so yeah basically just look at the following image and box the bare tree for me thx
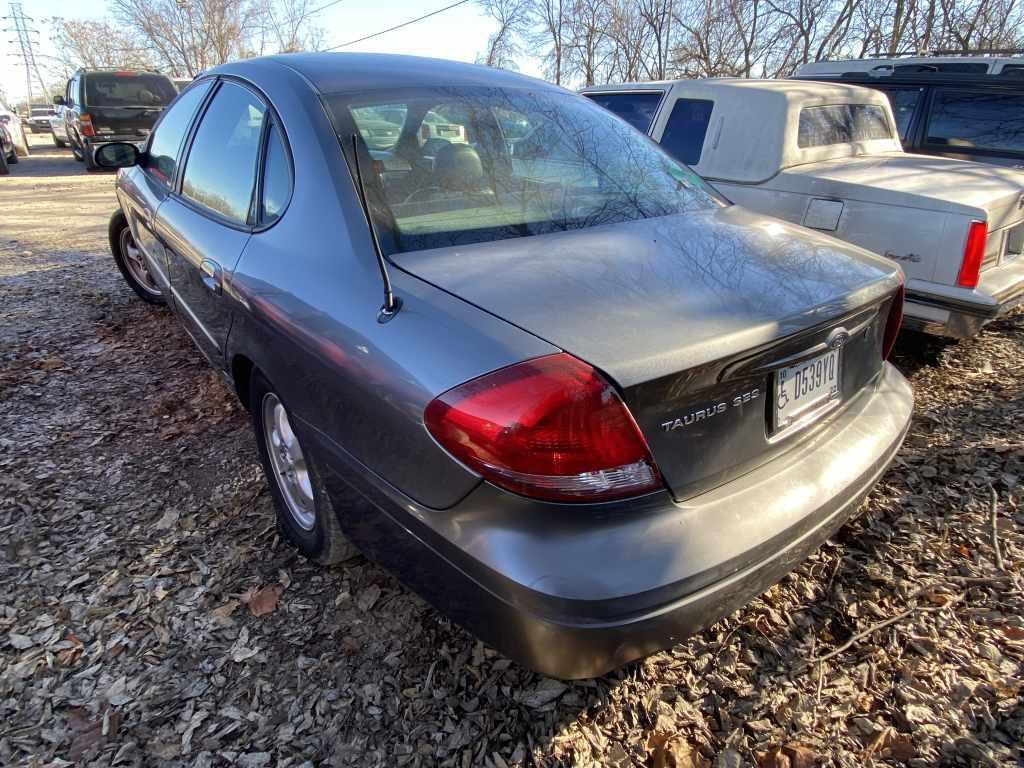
[478,0,530,68]
[531,0,571,84]
[254,0,325,54]
[49,18,154,72]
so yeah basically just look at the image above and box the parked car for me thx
[26,104,55,134]
[50,105,69,148]
[96,53,911,679]
[55,67,178,170]
[795,52,1024,79]
[583,78,1024,339]
[0,121,16,174]
[796,70,1024,169]
[0,100,30,157]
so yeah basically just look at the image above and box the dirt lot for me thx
[1,134,1022,768]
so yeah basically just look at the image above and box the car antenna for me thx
[350,134,401,322]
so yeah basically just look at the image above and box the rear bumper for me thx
[310,363,912,679]
[904,261,1024,337]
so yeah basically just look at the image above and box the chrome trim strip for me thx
[169,286,219,349]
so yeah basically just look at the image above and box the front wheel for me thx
[108,210,165,305]
[0,150,8,175]
[251,371,360,565]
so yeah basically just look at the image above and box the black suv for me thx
[797,71,1024,169]
[55,68,178,170]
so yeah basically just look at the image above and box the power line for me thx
[326,0,472,50]
[3,2,49,105]
[306,0,348,16]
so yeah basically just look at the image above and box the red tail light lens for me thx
[882,282,904,360]
[957,221,987,288]
[79,114,95,137]
[424,353,664,502]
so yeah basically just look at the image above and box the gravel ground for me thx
[1,135,1022,768]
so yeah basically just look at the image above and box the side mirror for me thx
[95,142,141,169]
[53,95,66,106]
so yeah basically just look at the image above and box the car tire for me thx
[0,150,8,175]
[251,370,361,566]
[108,210,166,305]
[52,133,66,148]
[71,137,84,162]
[7,149,17,164]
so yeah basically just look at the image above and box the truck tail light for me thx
[956,221,987,289]
[424,353,664,503]
[79,114,95,137]
[882,282,904,360]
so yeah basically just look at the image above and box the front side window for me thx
[182,82,266,224]
[84,73,177,108]
[583,91,664,133]
[883,89,922,141]
[797,104,892,148]
[926,90,1024,154]
[660,98,714,165]
[144,80,212,187]
[326,86,722,255]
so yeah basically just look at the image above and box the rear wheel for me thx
[251,371,360,565]
[0,150,8,176]
[7,148,17,164]
[108,210,165,305]
[52,132,66,148]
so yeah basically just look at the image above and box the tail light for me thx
[882,282,904,360]
[424,353,664,503]
[79,114,95,137]
[956,221,987,288]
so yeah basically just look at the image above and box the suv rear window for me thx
[659,98,714,165]
[926,90,1024,154]
[583,91,664,133]
[85,73,177,108]
[797,104,892,147]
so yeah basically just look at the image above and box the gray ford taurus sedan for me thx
[96,53,913,679]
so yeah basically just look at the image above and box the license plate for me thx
[774,349,841,432]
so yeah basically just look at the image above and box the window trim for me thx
[922,87,1024,159]
[141,76,215,192]
[174,76,277,232]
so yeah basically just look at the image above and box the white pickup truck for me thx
[582,79,1024,338]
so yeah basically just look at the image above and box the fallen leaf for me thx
[356,584,382,612]
[244,584,284,617]
[519,678,568,709]
[8,633,33,650]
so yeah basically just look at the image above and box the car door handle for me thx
[199,259,223,295]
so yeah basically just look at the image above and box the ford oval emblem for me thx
[828,330,850,349]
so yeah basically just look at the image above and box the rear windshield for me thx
[582,91,664,133]
[84,73,177,108]
[325,86,722,255]
[798,104,893,148]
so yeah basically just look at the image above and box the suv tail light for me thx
[882,282,904,360]
[79,114,95,137]
[424,353,664,503]
[956,221,987,288]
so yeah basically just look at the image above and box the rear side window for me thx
[260,124,290,224]
[894,62,989,74]
[84,73,177,108]
[797,104,892,148]
[659,98,713,165]
[584,91,664,133]
[1000,65,1024,79]
[144,80,212,187]
[883,89,922,141]
[926,90,1024,154]
[182,82,266,224]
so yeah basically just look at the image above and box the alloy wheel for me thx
[119,228,162,297]
[262,393,316,531]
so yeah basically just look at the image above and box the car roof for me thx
[209,52,564,96]
[583,77,880,102]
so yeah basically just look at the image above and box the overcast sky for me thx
[1,0,543,105]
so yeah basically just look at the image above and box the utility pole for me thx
[3,3,49,109]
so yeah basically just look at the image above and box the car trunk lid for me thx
[394,205,902,499]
